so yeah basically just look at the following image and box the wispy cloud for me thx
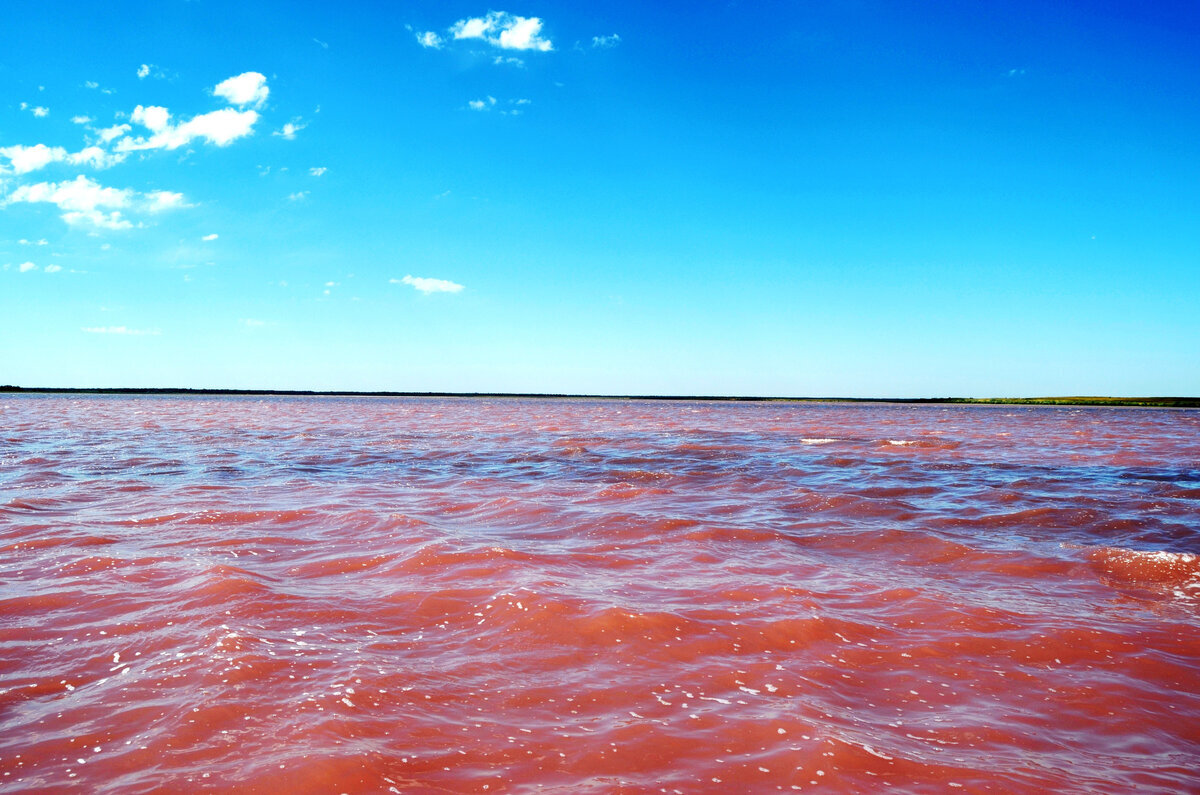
[202,233,219,241]
[449,11,553,51]
[20,102,50,118]
[313,38,329,50]
[309,166,327,177]
[273,118,306,139]
[44,264,62,273]
[468,96,497,111]
[18,238,48,246]
[72,115,93,125]
[392,274,464,294]
[81,326,161,336]
[137,63,166,80]
[287,191,309,201]
[415,30,443,49]
[592,34,621,49]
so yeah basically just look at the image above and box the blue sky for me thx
[2,1,1198,396]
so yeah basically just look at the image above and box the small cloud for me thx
[1007,68,1026,77]
[434,189,451,199]
[72,115,93,125]
[450,11,553,51]
[274,119,306,139]
[137,63,150,79]
[592,34,621,49]
[213,71,269,108]
[18,239,49,246]
[144,190,187,212]
[392,274,464,294]
[20,102,50,118]
[240,318,268,327]
[493,56,524,67]
[202,233,219,241]
[85,81,99,89]
[18,262,38,273]
[44,264,62,273]
[313,38,329,49]
[97,123,131,143]
[309,166,327,176]
[287,191,309,201]
[416,30,443,49]
[468,96,497,111]
[81,326,161,336]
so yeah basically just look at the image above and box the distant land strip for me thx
[1,386,1197,408]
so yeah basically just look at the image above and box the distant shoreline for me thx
[2,386,1196,408]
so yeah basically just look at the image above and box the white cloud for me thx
[309,166,327,177]
[213,72,269,108]
[64,210,133,230]
[98,123,131,143]
[202,233,218,241]
[0,144,67,174]
[68,145,127,169]
[132,104,170,132]
[468,96,497,111]
[497,16,552,51]
[137,64,150,79]
[287,191,308,201]
[0,142,125,173]
[20,102,50,118]
[9,175,132,213]
[274,119,306,139]
[18,261,37,272]
[81,326,161,336]
[450,11,552,51]
[144,190,187,212]
[18,238,49,246]
[44,264,62,273]
[592,34,621,49]
[117,105,259,151]
[392,274,464,294]
[416,30,443,49]
[493,56,524,67]
[313,38,329,49]
[6,175,187,230]
[85,81,99,89]
[72,115,93,125]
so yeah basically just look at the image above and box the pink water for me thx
[2,396,1198,793]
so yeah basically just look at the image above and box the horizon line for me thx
[2,386,1197,408]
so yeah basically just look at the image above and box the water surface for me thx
[2,396,1198,792]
